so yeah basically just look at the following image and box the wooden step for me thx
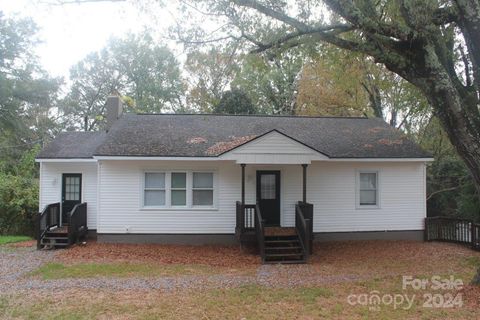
[265,246,302,251]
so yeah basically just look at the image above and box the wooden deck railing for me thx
[295,203,312,260]
[36,202,60,249]
[425,216,480,251]
[68,202,88,245]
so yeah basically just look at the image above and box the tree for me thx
[174,0,480,284]
[185,46,241,112]
[232,52,304,115]
[213,89,257,114]
[62,32,185,131]
[0,12,61,169]
[183,0,480,200]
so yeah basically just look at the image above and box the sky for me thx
[0,0,175,78]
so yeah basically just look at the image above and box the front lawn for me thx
[1,282,479,319]
[31,262,216,279]
[0,236,31,245]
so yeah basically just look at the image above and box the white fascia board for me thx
[325,158,434,162]
[93,156,221,161]
[35,158,97,163]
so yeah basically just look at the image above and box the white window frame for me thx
[192,172,215,207]
[356,170,380,209]
[170,172,188,208]
[141,170,217,210]
[143,172,167,208]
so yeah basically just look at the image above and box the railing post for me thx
[241,164,246,205]
[424,218,429,241]
[36,212,41,250]
[472,222,476,249]
[302,164,308,203]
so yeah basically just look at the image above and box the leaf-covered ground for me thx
[1,240,479,319]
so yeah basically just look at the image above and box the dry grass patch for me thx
[1,282,479,320]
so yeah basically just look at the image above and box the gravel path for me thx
[0,245,367,295]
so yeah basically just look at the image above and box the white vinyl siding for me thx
[39,162,98,229]
[94,160,426,234]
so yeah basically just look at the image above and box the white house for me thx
[36,96,432,263]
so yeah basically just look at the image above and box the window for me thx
[144,172,165,206]
[142,171,215,208]
[171,172,187,206]
[358,172,378,206]
[193,172,214,206]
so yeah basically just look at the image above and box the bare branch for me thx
[427,186,459,200]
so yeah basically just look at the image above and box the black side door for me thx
[62,173,82,224]
[256,170,281,226]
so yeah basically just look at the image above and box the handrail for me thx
[254,204,266,262]
[295,204,311,261]
[425,217,479,251]
[67,202,88,245]
[37,202,60,249]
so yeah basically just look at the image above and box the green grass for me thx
[0,236,31,245]
[30,262,215,279]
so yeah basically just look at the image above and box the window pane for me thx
[360,173,377,189]
[360,190,376,205]
[260,174,276,200]
[144,190,165,206]
[171,172,186,188]
[193,172,213,188]
[193,190,213,206]
[145,173,165,189]
[171,190,186,205]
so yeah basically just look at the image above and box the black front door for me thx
[256,171,281,226]
[62,173,82,224]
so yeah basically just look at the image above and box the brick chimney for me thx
[106,94,123,132]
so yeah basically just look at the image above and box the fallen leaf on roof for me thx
[363,144,374,148]
[378,138,403,145]
[206,135,257,155]
[187,137,207,144]
[368,127,384,133]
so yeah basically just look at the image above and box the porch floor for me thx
[264,227,296,237]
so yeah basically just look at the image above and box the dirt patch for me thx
[56,241,259,268]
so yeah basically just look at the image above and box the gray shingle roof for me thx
[92,114,430,158]
[36,132,106,159]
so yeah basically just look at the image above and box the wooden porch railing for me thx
[235,201,256,234]
[68,202,88,245]
[254,204,266,263]
[425,216,480,251]
[296,201,313,254]
[295,203,312,260]
[36,202,60,249]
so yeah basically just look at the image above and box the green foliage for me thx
[0,236,31,245]
[213,89,257,114]
[0,12,61,169]
[62,32,185,131]
[420,119,480,222]
[0,146,39,235]
[31,262,214,279]
[232,53,303,115]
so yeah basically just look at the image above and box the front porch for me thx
[235,163,314,264]
[37,202,88,249]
